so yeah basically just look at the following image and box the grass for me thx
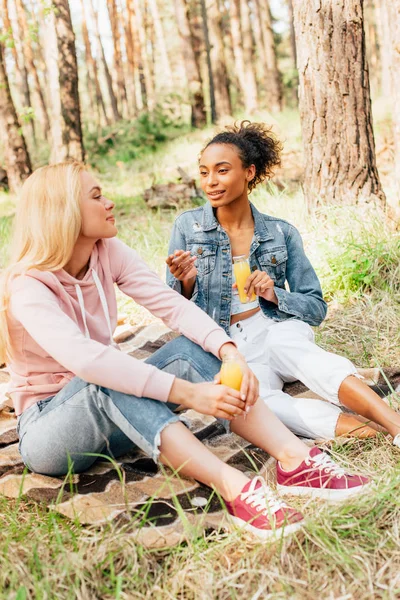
[0,106,400,598]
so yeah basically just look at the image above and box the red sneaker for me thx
[225,476,304,539]
[276,447,370,501]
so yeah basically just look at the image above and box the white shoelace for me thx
[241,476,287,515]
[307,452,347,479]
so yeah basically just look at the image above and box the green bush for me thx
[322,232,400,300]
[85,105,188,170]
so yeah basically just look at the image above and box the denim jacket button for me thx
[271,256,277,264]
[197,247,203,255]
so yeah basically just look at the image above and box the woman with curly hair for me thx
[167,121,400,446]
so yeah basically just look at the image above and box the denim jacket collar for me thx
[201,201,274,242]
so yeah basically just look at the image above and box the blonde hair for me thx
[0,161,85,364]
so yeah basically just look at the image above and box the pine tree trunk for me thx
[174,0,206,127]
[88,0,121,122]
[286,0,298,104]
[0,43,32,193]
[15,0,51,135]
[384,0,400,192]
[199,0,216,123]
[2,0,24,108]
[132,0,155,112]
[53,0,85,162]
[80,0,109,126]
[293,0,385,208]
[147,0,173,85]
[238,0,258,113]
[206,0,232,119]
[9,0,35,140]
[228,0,252,113]
[107,0,128,116]
[255,0,282,112]
[124,0,139,115]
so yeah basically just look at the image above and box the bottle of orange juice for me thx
[233,255,257,303]
[220,356,243,391]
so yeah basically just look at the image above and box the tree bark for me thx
[124,0,139,114]
[206,0,232,119]
[255,0,282,112]
[293,0,385,208]
[384,0,400,192]
[199,0,216,123]
[132,0,155,112]
[88,0,121,122]
[174,0,206,127]
[15,0,51,135]
[286,0,297,68]
[107,0,128,116]
[228,0,254,114]
[53,0,85,162]
[0,43,32,193]
[80,0,109,126]
[2,0,24,107]
[147,0,173,85]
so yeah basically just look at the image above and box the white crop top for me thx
[231,264,260,316]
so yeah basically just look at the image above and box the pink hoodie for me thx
[7,237,232,415]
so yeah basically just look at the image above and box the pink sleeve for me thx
[10,277,175,401]
[108,238,233,357]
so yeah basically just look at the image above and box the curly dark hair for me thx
[201,121,282,191]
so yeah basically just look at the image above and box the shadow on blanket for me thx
[1,323,399,548]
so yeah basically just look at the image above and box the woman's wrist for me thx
[219,341,240,360]
[168,377,196,408]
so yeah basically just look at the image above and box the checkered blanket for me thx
[1,322,399,548]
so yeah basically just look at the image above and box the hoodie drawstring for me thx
[75,269,115,346]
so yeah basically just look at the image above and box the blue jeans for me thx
[17,336,221,476]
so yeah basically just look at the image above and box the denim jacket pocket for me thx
[188,241,217,276]
[257,246,288,283]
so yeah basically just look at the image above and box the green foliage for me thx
[322,232,400,300]
[85,107,188,171]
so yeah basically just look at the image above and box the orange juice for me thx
[220,358,243,391]
[233,257,256,303]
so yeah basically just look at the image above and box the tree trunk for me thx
[15,0,51,135]
[132,0,155,112]
[286,0,297,68]
[2,0,24,107]
[0,43,32,193]
[80,0,109,126]
[199,0,216,123]
[206,0,232,119]
[238,0,258,113]
[88,0,121,122]
[147,0,173,85]
[53,0,85,162]
[107,0,128,116]
[123,0,139,115]
[384,0,400,192]
[174,0,206,127]
[8,0,35,140]
[292,0,385,208]
[255,0,282,112]
[229,0,252,113]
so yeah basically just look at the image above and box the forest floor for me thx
[0,106,399,599]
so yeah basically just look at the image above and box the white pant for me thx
[230,311,357,439]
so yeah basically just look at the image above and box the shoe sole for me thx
[277,482,371,501]
[227,515,304,540]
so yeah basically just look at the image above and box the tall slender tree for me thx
[293,0,385,207]
[174,0,206,127]
[147,0,173,85]
[52,0,85,162]
[80,0,109,126]
[132,0,155,111]
[0,43,32,193]
[107,0,128,116]
[238,0,258,113]
[206,0,232,119]
[88,0,121,122]
[200,0,216,122]
[255,0,282,112]
[375,0,392,97]
[15,0,50,135]
[123,0,139,114]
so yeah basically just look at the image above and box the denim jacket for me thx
[167,202,327,335]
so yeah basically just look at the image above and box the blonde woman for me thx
[0,162,369,541]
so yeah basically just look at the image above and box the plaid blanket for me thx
[1,322,399,549]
